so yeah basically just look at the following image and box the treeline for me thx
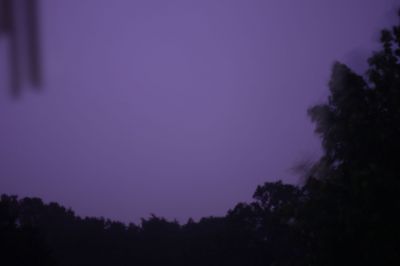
[0,182,301,266]
[1,10,400,266]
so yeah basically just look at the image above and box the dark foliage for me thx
[0,183,301,266]
[304,11,400,265]
[1,9,399,266]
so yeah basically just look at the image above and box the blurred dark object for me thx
[0,0,41,97]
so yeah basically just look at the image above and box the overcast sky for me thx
[0,0,398,223]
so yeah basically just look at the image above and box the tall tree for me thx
[303,10,400,265]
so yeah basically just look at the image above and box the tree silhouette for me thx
[303,10,400,265]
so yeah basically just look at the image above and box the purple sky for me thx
[0,0,398,223]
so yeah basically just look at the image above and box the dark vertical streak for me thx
[26,0,41,89]
[6,0,20,96]
[0,0,11,34]
[1,0,42,97]
[0,0,7,33]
